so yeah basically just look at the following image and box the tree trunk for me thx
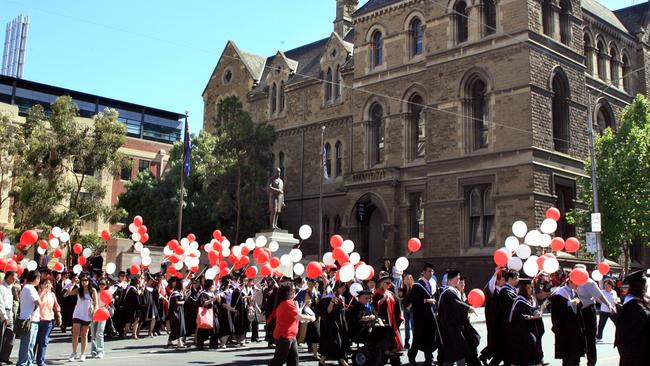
[235,163,241,244]
[622,239,631,273]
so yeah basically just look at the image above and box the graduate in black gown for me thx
[437,269,477,366]
[122,276,143,339]
[372,276,402,353]
[295,278,321,359]
[195,279,220,350]
[408,263,440,366]
[61,272,78,333]
[550,278,585,366]
[614,270,650,366]
[508,278,545,366]
[479,268,505,366]
[318,281,350,366]
[495,269,519,365]
[143,276,160,337]
[168,279,187,348]
[262,277,279,348]
[183,280,201,340]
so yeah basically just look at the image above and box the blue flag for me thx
[183,117,191,177]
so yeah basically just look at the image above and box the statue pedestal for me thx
[256,229,300,277]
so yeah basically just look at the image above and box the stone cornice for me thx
[353,0,423,24]
[275,115,353,137]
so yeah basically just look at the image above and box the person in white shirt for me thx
[596,279,620,341]
[0,271,16,363]
[17,271,43,366]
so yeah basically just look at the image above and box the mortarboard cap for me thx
[446,269,461,280]
[358,290,373,296]
[623,270,646,285]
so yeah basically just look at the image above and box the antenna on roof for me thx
[1,15,29,78]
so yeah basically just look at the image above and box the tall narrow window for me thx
[409,94,425,160]
[455,1,469,44]
[322,216,330,248]
[409,193,425,240]
[597,40,607,80]
[470,79,489,150]
[324,142,332,179]
[555,183,575,238]
[584,33,594,74]
[552,70,570,153]
[559,0,571,45]
[270,83,277,114]
[484,0,497,36]
[325,68,333,102]
[334,65,341,100]
[370,104,385,165]
[542,0,553,37]
[372,31,383,67]
[334,215,342,235]
[610,46,620,89]
[278,151,285,180]
[279,81,285,112]
[622,54,631,92]
[335,141,343,176]
[467,185,495,247]
[410,18,423,56]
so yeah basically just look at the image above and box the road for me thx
[12,316,620,365]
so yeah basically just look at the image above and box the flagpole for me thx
[177,111,188,241]
[319,125,325,259]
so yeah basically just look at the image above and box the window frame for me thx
[410,18,424,57]
[454,1,469,44]
[372,31,384,68]
[335,141,343,177]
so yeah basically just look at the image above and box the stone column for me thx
[550,1,561,41]
[585,45,596,75]
[468,4,482,42]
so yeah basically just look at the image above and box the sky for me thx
[0,0,630,134]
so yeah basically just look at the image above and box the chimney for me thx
[334,0,358,37]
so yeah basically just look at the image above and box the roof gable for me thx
[202,40,266,97]
[614,2,650,35]
[582,0,631,34]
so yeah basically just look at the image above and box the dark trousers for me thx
[596,311,612,340]
[269,337,299,366]
[562,359,580,366]
[408,348,433,366]
[581,305,597,366]
[0,321,14,362]
[250,321,259,342]
[196,329,218,349]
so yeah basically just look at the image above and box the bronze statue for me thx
[268,167,285,230]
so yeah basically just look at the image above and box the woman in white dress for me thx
[64,272,97,362]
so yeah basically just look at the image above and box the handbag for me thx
[246,306,256,322]
[14,318,31,337]
[196,307,214,330]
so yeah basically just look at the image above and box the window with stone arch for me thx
[559,0,571,45]
[483,0,497,36]
[334,215,342,235]
[279,81,285,112]
[596,39,607,80]
[454,1,469,44]
[335,65,342,100]
[372,30,383,67]
[609,45,621,88]
[270,83,277,115]
[551,69,571,153]
[584,32,594,74]
[278,151,285,180]
[369,103,385,165]
[595,101,616,134]
[408,94,426,160]
[324,142,332,179]
[622,53,631,92]
[466,75,489,150]
[410,17,424,57]
[325,67,333,102]
[335,140,343,176]
[542,0,553,37]
[467,185,495,248]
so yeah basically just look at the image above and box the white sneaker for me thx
[80,354,86,362]
[97,353,104,359]
[68,353,77,362]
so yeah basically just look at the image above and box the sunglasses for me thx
[81,279,89,282]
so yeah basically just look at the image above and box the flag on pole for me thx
[322,145,329,180]
[183,115,191,177]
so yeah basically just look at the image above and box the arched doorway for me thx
[352,193,387,267]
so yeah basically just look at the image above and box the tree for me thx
[0,112,21,215]
[573,95,650,271]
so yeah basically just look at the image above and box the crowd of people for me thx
[0,259,645,366]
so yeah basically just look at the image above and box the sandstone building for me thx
[203,0,649,279]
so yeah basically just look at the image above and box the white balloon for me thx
[37,247,46,255]
[204,243,213,252]
[298,225,312,240]
[280,254,292,266]
[132,256,142,265]
[350,282,364,297]
[105,262,116,275]
[205,268,217,280]
[59,231,70,243]
[51,226,62,238]
[133,242,143,253]
[339,264,355,282]
[221,247,231,257]
[180,238,190,247]
[189,241,199,251]
[128,223,138,233]
[507,256,523,271]
[232,246,242,257]
[142,256,152,266]
[255,236,268,248]
[505,236,519,253]
[49,238,59,248]
[221,239,231,249]
[163,246,174,256]
[349,252,361,265]
[524,230,542,247]
[174,261,184,270]
[540,234,552,248]
[20,259,28,268]
[512,221,528,238]
[289,248,303,263]
[269,241,279,252]
[293,263,305,276]
[591,270,603,282]
[27,260,37,271]
[1,243,11,257]
[82,248,92,258]
[323,252,335,266]
[131,232,141,242]
[523,256,539,277]
[141,247,150,257]
[540,218,558,234]
[355,264,372,281]
[245,238,256,250]
[395,257,409,272]
[341,240,355,254]
[73,264,82,274]
[543,257,559,274]
[516,244,532,259]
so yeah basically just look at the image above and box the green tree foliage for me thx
[0,112,21,211]
[574,95,650,270]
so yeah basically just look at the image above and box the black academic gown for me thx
[372,289,403,350]
[509,295,545,366]
[231,287,250,336]
[481,282,500,357]
[437,287,473,363]
[143,287,159,321]
[409,279,440,352]
[495,283,517,363]
[122,286,142,323]
[168,290,186,342]
[614,296,650,366]
[318,296,349,360]
[550,286,585,361]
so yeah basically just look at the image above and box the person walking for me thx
[550,277,585,366]
[318,281,350,366]
[90,279,109,359]
[0,271,16,364]
[408,263,440,366]
[168,278,187,348]
[508,278,545,366]
[596,279,619,341]
[269,283,315,366]
[437,269,476,366]
[614,270,650,366]
[16,271,42,366]
[195,279,220,350]
[399,274,414,350]
[35,277,60,366]
[64,272,98,362]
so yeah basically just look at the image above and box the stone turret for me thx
[334,0,358,37]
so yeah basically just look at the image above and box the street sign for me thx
[586,232,598,254]
[591,212,601,232]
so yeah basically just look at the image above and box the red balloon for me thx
[73,243,83,255]
[130,264,140,274]
[239,256,250,267]
[241,246,250,256]
[570,268,589,286]
[219,267,230,278]
[78,256,87,266]
[5,260,17,273]
[546,207,561,221]
[16,253,24,262]
[53,262,64,272]
[468,289,486,307]
[168,240,180,251]
[140,233,149,244]
[175,272,184,279]
[246,266,258,279]
[208,251,219,266]
[367,266,375,280]
[190,266,199,273]
[133,215,143,227]
[101,230,110,241]
[219,261,229,269]
[93,308,110,322]
[100,290,113,305]
[20,230,38,246]
[212,230,222,240]
[174,247,185,256]
[407,238,422,253]
[256,249,269,264]
[138,225,147,235]
[598,262,610,275]
[332,247,347,262]
[270,257,281,269]
[16,265,23,276]
[550,237,565,251]
[536,256,547,270]
[187,233,196,242]
[273,270,283,278]
[565,237,580,253]
[260,264,272,277]
[168,255,180,264]
[0,259,5,272]
[166,266,177,276]
[493,249,510,267]
[38,240,48,250]
[329,235,344,249]
[306,261,323,279]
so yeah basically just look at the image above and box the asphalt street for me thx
[11,316,621,366]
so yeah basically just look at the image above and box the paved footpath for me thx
[12,316,620,365]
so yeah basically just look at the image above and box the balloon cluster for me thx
[125,215,152,275]
[306,231,376,283]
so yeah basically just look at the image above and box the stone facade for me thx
[203,0,649,283]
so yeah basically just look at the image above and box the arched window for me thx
[370,103,385,165]
[595,102,615,134]
[455,1,469,44]
[279,81,285,112]
[622,53,631,92]
[334,65,342,100]
[372,31,383,67]
[597,40,607,80]
[324,142,332,179]
[470,78,489,150]
[484,0,497,36]
[325,67,333,101]
[551,70,570,152]
[334,215,342,235]
[584,33,594,74]
[278,151,285,180]
[542,0,553,37]
[610,46,621,89]
[408,94,426,160]
[322,216,330,248]
[270,83,277,114]
[335,141,343,176]
[559,0,571,45]
[410,18,424,56]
